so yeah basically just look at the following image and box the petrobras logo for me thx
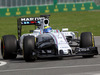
[21,17,45,21]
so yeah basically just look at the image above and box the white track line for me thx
[0,64,100,73]
[65,71,100,75]
[0,61,7,66]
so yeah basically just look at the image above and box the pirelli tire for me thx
[23,36,37,62]
[1,35,17,59]
[80,32,95,58]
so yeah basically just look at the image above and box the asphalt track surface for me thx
[0,36,100,75]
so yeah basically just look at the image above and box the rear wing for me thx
[17,17,41,41]
[17,15,50,41]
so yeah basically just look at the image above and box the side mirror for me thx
[62,28,68,32]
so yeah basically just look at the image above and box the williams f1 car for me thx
[1,15,98,62]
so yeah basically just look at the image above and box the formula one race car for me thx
[1,15,98,62]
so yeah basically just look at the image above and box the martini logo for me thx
[21,17,45,21]
[21,18,35,21]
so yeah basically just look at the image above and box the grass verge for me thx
[0,11,100,38]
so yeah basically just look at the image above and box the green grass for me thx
[0,11,100,38]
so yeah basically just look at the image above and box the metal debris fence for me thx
[0,0,94,8]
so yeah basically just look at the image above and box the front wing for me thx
[37,47,98,58]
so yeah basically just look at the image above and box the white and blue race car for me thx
[1,15,98,62]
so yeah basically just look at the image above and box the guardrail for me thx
[0,1,98,17]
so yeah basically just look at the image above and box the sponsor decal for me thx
[21,17,45,21]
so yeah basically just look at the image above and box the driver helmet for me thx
[43,26,52,33]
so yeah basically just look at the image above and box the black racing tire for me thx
[80,32,95,58]
[1,35,17,59]
[23,36,37,62]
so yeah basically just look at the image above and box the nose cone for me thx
[58,44,72,55]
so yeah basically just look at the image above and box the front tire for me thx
[23,36,37,62]
[1,35,17,59]
[80,32,95,58]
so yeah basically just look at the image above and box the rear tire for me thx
[1,35,17,59]
[80,32,95,58]
[23,36,37,62]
